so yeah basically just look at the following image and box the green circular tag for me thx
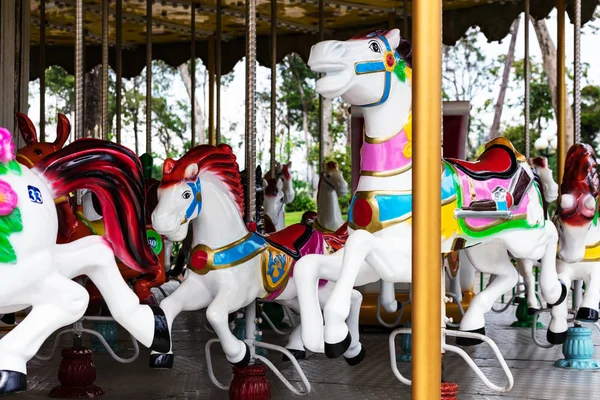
[146,229,163,256]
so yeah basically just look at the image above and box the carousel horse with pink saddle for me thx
[146,144,365,368]
[0,127,170,395]
[291,28,562,357]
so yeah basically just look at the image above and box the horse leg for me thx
[459,245,518,345]
[150,272,214,368]
[548,270,572,344]
[275,299,307,360]
[380,281,399,313]
[54,236,168,353]
[0,273,88,395]
[536,223,564,306]
[163,239,174,270]
[517,259,540,312]
[206,287,252,366]
[576,265,600,322]
[341,289,365,365]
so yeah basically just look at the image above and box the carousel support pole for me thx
[317,0,324,173]
[101,0,109,141]
[216,0,222,144]
[208,35,216,145]
[270,0,277,178]
[412,0,442,398]
[40,0,46,142]
[556,0,566,184]
[116,0,122,144]
[191,2,196,148]
[403,1,410,40]
[145,0,152,156]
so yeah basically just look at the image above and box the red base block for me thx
[49,348,104,398]
[441,381,459,400]
[229,363,271,400]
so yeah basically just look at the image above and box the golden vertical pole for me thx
[557,0,566,184]
[208,36,216,145]
[412,0,442,398]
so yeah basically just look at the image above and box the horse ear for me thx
[54,114,71,148]
[184,163,199,180]
[163,158,177,175]
[285,161,292,169]
[385,28,401,51]
[263,178,269,189]
[16,112,38,144]
[277,178,284,190]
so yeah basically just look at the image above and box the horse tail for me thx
[34,138,159,273]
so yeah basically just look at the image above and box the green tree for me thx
[581,85,600,152]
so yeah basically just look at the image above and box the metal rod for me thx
[318,0,324,173]
[557,0,566,183]
[245,0,257,223]
[524,0,530,158]
[412,0,442,397]
[146,0,152,155]
[574,0,581,144]
[270,0,277,178]
[208,35,216,145]
[40,0,46,142]
[116,0,122,144]
[75,0,83,140]
[216,0,222,144]
[191,2,196,148]
[101,0,109,141]
[404,1,409,40]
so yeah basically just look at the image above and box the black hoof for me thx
[325,332,351,359]
[232,343,251,368]
[576,307,599,322]
[149,353,174,369]
[150,305,171,354]
[0,314,15,325]
[547,329,568,345]
[0,370,27,395]
[527,307,540,316]
[344,346,365,366]
[455,327,485,346]
[282,349,306,362]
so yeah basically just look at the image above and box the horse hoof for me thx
[282,349,306,362]
[527,307,540,316]
[232,343,251,368]
[344,346,365,366]
[455,327,485,346]
[150,305,171,354]
[149,353,174,369]
[0,370,27,395]
[0,314,16,325]
[325,332,352,359]
[547,329,568,345]
[548,280,568,307]
[576,307,599,322]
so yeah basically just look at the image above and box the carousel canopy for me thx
[29,0,599,80]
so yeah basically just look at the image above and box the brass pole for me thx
[208,36,216,145]
[412,0,442,398]
[245,0,257,223]
[216,0,222,144]
[116,0,122,144]
[557,0,566,183]
[574,0,581,144]
[75,0,83,140]
[101,0,109,140]
[191,3,196,147]
[39,0,46,142]
[270,0,277,178]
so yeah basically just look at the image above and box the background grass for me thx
[283,211,348,227]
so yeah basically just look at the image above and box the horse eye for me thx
[325,174,331,178]
[34,149,42,156]
[369,42,381,53]
[182,191,192,200]
[280,197,284,203]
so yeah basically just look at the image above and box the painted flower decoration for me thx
[185,177,203,219]
[0,180,18,216]
[402,113,413,159]
[0,128,15,164]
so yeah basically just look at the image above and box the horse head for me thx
[557,143,599,262]
[16,113,70,168]
[321,160,348,198]
[308,28,411,108]
[530,156,559,203]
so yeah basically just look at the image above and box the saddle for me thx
[445,144,518,181]
[263,224,315,260]
[322,222,349,253]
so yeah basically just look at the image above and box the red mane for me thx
[161,144,245,218]
[561,143,599,197]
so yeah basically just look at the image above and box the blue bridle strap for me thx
[354,35,397,108]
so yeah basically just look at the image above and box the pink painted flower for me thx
[0,128,15,164]
[0,180,18,216]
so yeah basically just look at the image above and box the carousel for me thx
[0,0,599,399]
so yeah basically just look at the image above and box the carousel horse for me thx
[263,177,285,233]
[0,128,170,395]
[147,144,365,368]
[265,161,295,204]
[312,161,349,233]
[15,113,165,304]
[292,28,561,356]
[543,143,600,343]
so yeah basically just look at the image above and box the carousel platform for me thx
[8,282,600,400]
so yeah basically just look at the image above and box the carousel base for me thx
[9,283,600,400]
[553,326,600,370]
[359,291,473,326]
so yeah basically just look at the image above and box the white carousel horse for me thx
[148,144,364,368]
[543,143,600,343]
[265,161,295,204]
[0,129,170,395]
[263,177,286,232]
[313,161,349,233]
[292,28,561,356]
